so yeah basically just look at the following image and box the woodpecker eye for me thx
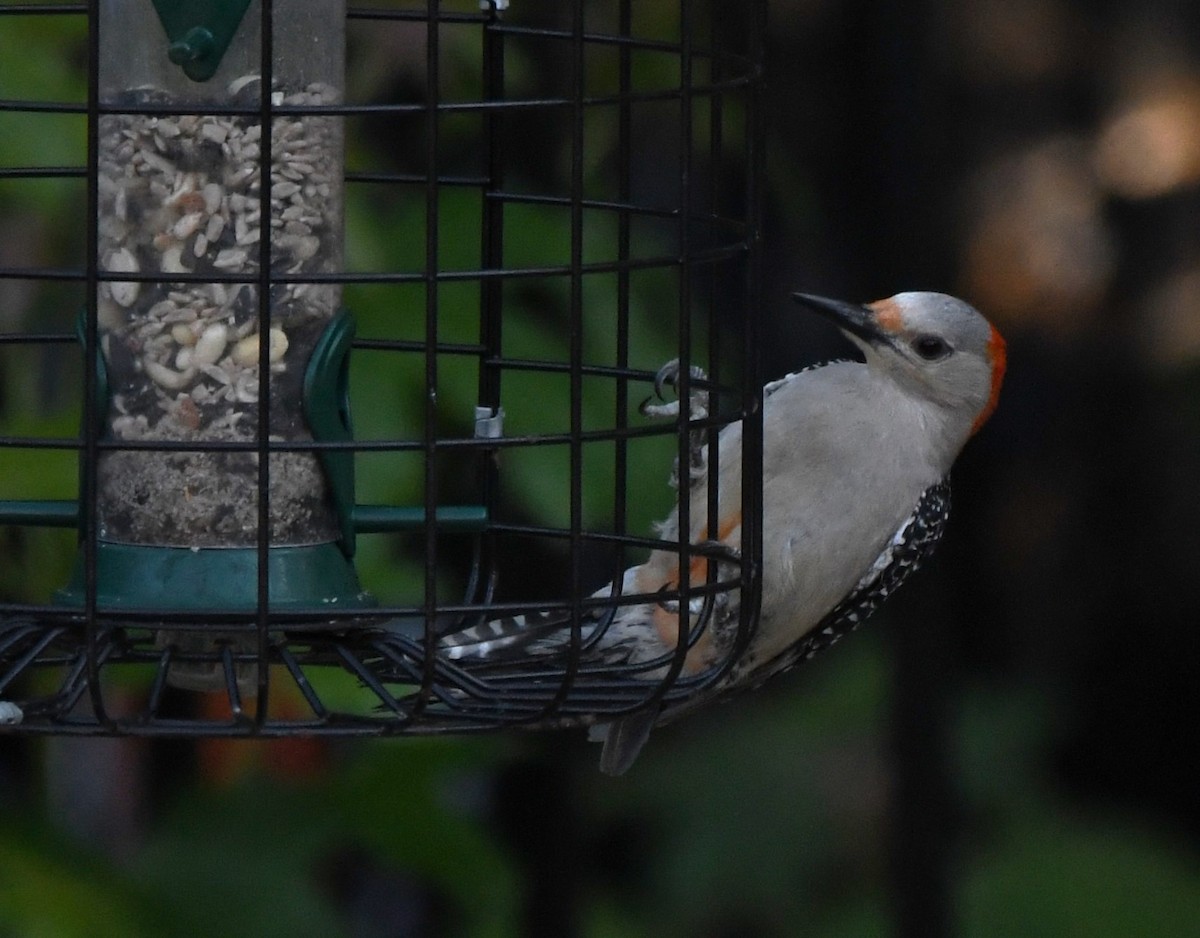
[912,335,951,361]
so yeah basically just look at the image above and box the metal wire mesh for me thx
[0,0,764,736]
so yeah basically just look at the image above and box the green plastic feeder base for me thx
[56,541,376,613]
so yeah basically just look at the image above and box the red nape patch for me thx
[971,324,1007,434]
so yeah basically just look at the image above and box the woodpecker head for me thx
[793,291,1007,436]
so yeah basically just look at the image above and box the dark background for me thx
[3,1,1200,935]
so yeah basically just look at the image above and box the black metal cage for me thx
[0,0,764,737]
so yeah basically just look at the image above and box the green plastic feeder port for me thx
[152,0,253,82]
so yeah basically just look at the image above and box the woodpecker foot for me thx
[652,541,740,617]
[653,581,732,632]
[640,359,712,489]
[695,539,742,565]
[639,359,710,421]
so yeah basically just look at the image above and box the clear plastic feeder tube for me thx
[95,0,345,549]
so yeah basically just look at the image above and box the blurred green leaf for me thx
[585,638,891,937]
[331,741,522,938]
[120,739,519,938]
[963,813,1200,938]
[0,831,153,938]
[129,782,349,938]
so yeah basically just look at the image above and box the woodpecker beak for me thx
[792,293,891,347]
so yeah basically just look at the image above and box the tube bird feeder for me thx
[0,0,765,738]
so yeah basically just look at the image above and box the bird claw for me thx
[654,588,705,618]
[696,539,742,565]
[655,358,707,401]
[639,359,710,420]
[653,359,678,401]
[653,569,733,628]
[639,398,680,419]
[640,359,713,489]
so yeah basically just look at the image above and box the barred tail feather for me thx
[439,609,572,660]
[439,566,647,661]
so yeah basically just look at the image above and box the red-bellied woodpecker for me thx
[440,291,1007,774]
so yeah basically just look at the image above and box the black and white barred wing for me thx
[742,476,952,687]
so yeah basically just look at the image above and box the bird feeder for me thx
[82,0,356,692]
[0,0,765,737]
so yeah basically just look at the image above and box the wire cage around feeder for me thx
[0,0,765,738]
